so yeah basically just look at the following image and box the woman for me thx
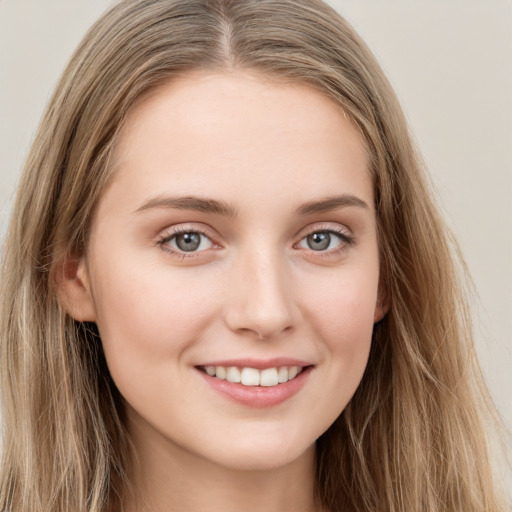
[0,0,506,510]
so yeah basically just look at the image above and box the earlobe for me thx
[54,252,97,322]
[373,286,389,323]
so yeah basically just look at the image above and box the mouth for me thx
[198,364,306,387]
[195,358,314,407]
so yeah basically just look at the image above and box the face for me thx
[69,71,383,472]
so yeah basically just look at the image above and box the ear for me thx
[54,252,97,322]
[373,284,389,323]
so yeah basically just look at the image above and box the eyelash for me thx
[157,225,355,259]
[296,226,355,257]
[157,226,216,260]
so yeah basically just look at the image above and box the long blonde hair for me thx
[0,0,506,510]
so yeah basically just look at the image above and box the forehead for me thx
[105,70,372,213]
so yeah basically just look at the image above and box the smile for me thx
[201,365,304,387]
[196,358,314,407]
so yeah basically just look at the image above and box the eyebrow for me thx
[134,195,238,216]
[296,195,369,215]
[134,193,369,217]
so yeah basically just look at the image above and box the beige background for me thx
[1,0,511,485]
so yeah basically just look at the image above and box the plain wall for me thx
[1,0,511,484]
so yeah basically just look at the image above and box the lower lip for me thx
[196,366,313,408]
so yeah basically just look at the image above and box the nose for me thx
[223,248,298,340]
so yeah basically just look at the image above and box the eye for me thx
[297,229,353,252]
[160,230,214,253]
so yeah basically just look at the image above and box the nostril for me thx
[234,323,294,341]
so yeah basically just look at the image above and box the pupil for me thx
[176,233,200,251]
[308,232,330,251]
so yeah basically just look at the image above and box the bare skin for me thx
[125,411,318,511]
[60,70,383,511]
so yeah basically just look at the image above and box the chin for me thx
[195,430,316,472]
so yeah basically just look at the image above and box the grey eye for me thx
[298,230,346,252]
[306,232,331,251]
[175,232,201,251]
[165,232,213,253]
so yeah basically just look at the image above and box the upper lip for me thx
[196,358,314,370]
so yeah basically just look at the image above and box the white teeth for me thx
[204,365,305,387]
[260,368,279,387]
[241,367,260,386]
[215,366,226,380]
[288,366,299,379]
[278,366,288,383]
[226,366,241,383]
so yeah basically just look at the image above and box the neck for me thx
[123,414,320,512]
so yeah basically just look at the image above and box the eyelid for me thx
[156,224,221,258]
[295,222,354,241]
[294,223,355,253]
[155,222,354,260]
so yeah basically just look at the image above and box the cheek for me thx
[90,261,220,375]
[282,268,378,440]
[306,267,378,346]
[302,265,378,392]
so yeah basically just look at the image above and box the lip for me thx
[197,357,313,370]
[195,361,314,408]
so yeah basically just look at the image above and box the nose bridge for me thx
[224,243,296,339]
